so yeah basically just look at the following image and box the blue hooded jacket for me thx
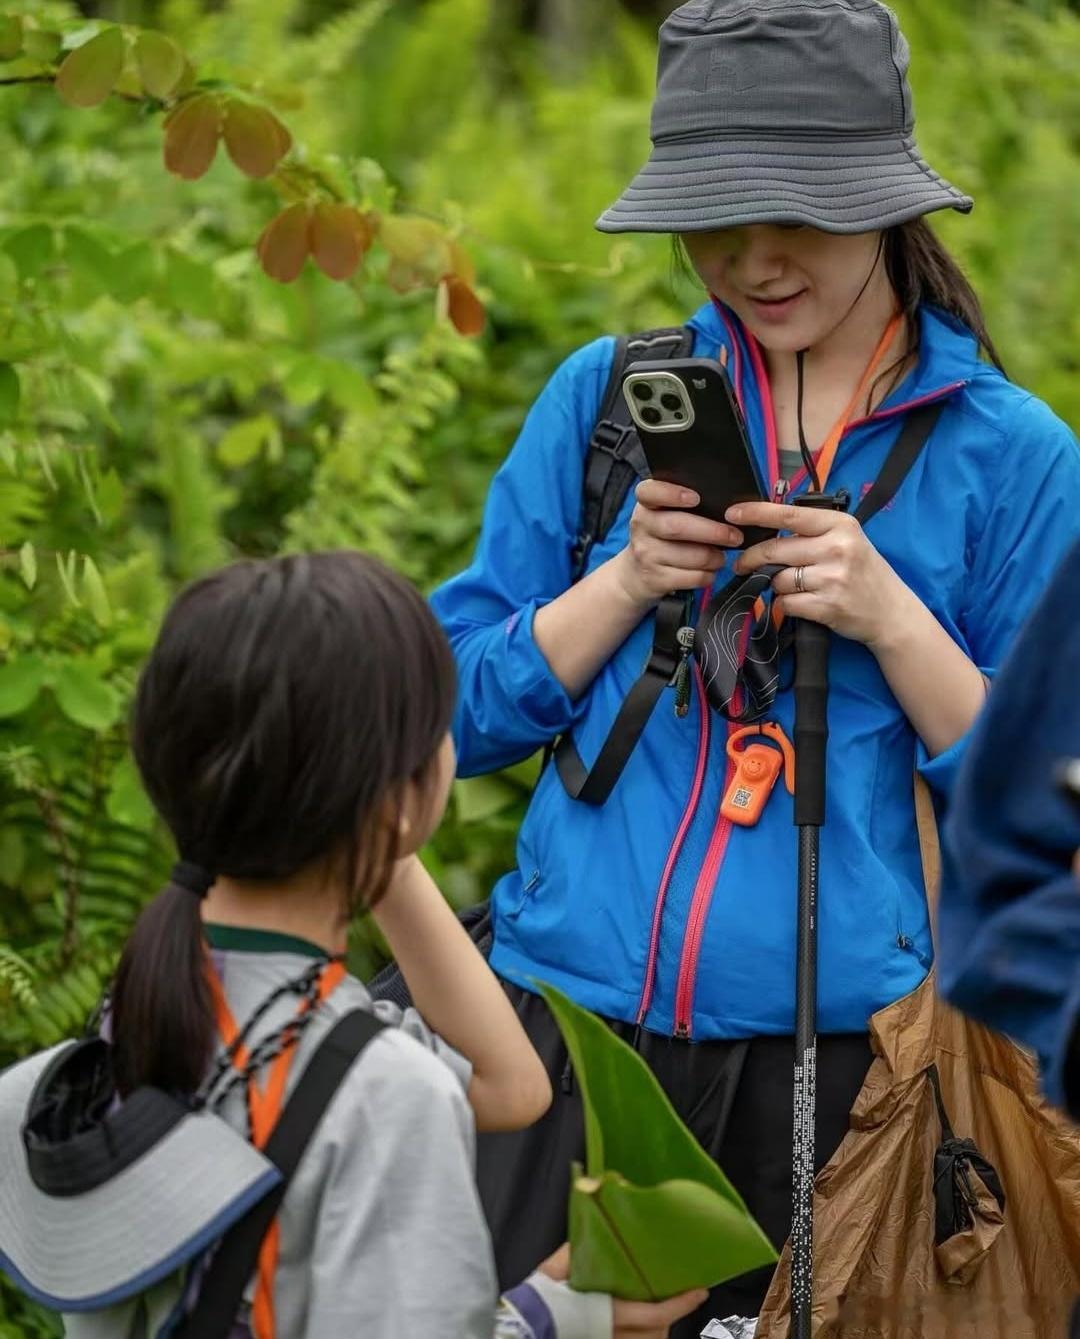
[431,301,1080,1040]
[939,540,1080,1113]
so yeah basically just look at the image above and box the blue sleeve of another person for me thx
[939,538,1080,1112]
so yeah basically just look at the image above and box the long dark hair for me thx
[110,552,456,1097]
[884,217,1004,374]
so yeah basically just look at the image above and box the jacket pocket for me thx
[505,865,542,919]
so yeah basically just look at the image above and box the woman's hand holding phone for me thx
[612,479,745,608]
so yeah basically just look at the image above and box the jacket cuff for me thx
[506,1273,612,1339]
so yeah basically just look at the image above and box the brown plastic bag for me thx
[757,780,1080,1339]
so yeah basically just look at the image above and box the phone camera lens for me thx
[632,382,654,402]
[640,406,662,426]
[660,392,682,412]
[673,411,685,421]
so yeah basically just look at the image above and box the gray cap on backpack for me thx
[597,0,973,235]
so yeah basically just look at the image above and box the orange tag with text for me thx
[722,722,796,827]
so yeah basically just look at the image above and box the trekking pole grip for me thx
[793,618,829,827]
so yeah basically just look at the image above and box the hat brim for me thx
[0,1045,280,1312]
[596,134,972,235]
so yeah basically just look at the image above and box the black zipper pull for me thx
[672,624,695,717]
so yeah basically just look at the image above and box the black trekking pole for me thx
[789,492,845,1339]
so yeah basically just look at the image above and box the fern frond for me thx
[286,0,392,80]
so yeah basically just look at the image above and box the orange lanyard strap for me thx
[206,954,346,1339]
[809,311,903,493]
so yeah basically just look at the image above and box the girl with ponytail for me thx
[0,550,703,1339]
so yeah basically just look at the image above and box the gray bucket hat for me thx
[0,1041,278,1312]
[597,0,973,235]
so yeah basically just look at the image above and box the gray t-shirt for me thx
[65,928,498,1338]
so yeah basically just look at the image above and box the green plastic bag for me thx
[539,982,778,1302]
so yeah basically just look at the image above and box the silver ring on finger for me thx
[793,565,808,594]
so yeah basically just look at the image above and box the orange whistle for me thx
[721,722,796,827]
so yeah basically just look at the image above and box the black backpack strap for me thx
[570,326,695,582]
[553,592,688,804]
[173,1008,387,1339]
[853,400,946,526]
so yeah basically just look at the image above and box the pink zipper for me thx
[635,660,711,1024]
[672,738,737,1037]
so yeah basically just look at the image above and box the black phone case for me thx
[623,357,775,548]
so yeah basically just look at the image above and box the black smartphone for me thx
[1055,758,1080,816]
[622,358,774,548]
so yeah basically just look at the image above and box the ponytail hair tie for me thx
[171,860,215,898]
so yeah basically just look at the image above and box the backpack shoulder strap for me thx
[853,400,946,527]
[173,1008,387,1339]
[571,325,695,582]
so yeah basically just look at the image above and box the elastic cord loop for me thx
[171,860,215,898]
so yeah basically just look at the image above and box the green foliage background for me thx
[0,0,1078,1329]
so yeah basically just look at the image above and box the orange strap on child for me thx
[206,957,346,1339]
[721,721,796,825]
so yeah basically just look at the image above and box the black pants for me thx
[478,981,872,1339]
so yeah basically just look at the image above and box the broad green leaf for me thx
[21,27,60,62]
[0,657,47,718]
[217,414,279,468]
[52,661,121,732]
[539,983,776,1301]
[378,214,451,285]
[55,27,125,108]
[134,29,185,99]
[0,15,22,61]
[54,550,80,606]
[18,540,35,590]
[3,224,53,279]
[63,225,121,298]
[81,556,112,626]
[106,752,154,828]
[0,362,18,425]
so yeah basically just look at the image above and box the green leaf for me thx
[453,774,520,824]
[539,982,777,1300]
[81,556,112,626]
[55,26,125,108]
[21,27,60,62]
[106,752,154,828]
[217,414,280,468]
[0,15,23,61]
[0,657,47,717]
[18,540,35,590]
[52,660,121,732]
[134,29,185,99]
[0,362,18,426]
[3,224,54,279]
[54,550,80,606]
[0,251,16,301]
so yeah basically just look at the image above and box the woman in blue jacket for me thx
[432,0,1080,1327]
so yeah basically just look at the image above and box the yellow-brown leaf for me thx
[163,93,221,180]
[444,275,486,337]
[256,204,311,284]
[134,30,186,99]
[55,26,125,108]
[222,98,292,179]
[378,214,451,284]
[310,204,366,281]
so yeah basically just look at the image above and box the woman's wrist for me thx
[607,547,664,613]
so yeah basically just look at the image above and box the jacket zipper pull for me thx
[671,587,696,717]
[774,477,790,502]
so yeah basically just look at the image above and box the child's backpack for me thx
[0,1009,385,1338]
